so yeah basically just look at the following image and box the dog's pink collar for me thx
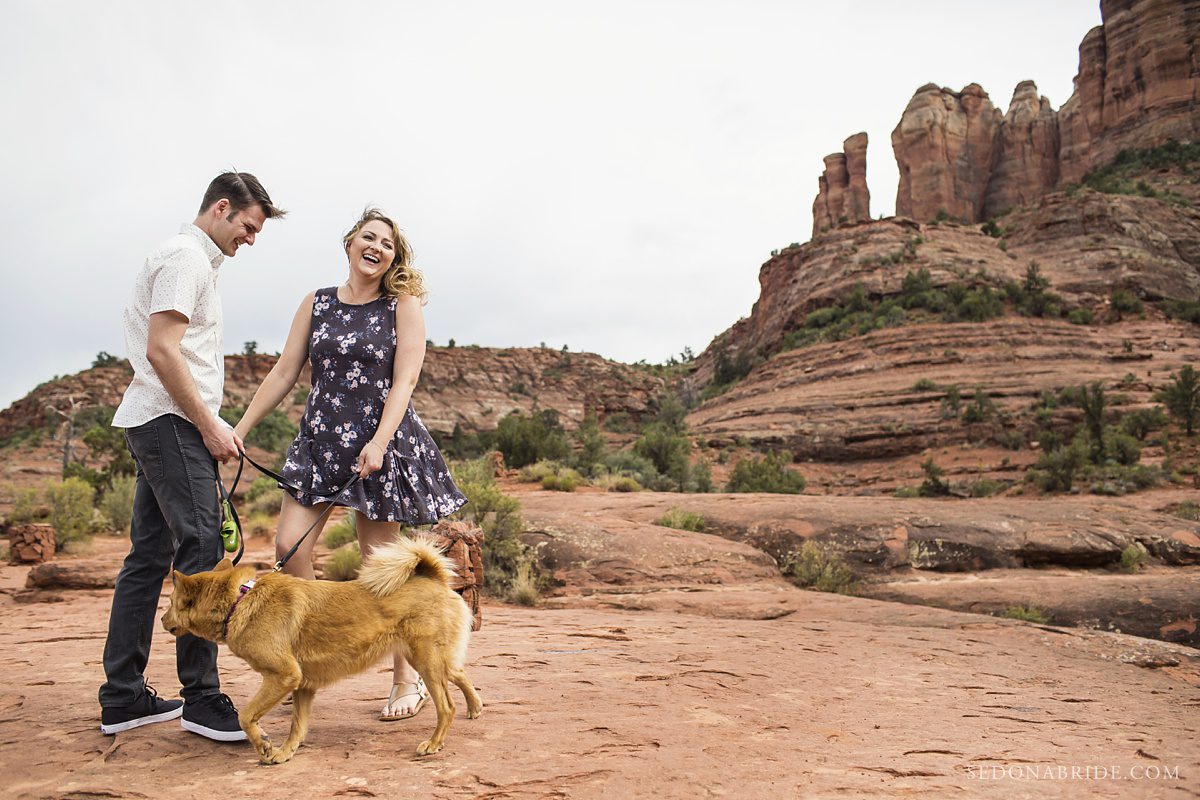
[221,579,257,639]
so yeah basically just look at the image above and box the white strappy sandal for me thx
[380,676,428,721]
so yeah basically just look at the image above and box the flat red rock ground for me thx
[1,536,1198,800]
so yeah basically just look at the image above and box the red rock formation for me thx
[892,1,1200,221]
[892,83,1001,223]
[982,81,1061,219]
[812,133,871,237]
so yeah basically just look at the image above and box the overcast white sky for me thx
[0,0,1100,410]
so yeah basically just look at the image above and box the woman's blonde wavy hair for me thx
[342,207,427,302]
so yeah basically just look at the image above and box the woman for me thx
[234,207,467,721]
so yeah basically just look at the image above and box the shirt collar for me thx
[180,223,225,270]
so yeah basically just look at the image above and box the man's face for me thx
[209,202,268,257]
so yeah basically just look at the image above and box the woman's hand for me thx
[355,440,387,478]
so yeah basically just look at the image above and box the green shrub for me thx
[917,458,950,497]
[1110,288,1143,318]
[45,477,96,550]
[1087,463,1162,495]
[245,476,279,502]
[494,410,570,468]
[656,507,706,531]
[570,415,607,475]
[518,460,564,483]
[1103,427,1141,465]
[594,473,642,492]
[323,513,357,549]
[1067,308,1094,325]
[1027,439,1087,492]
[1170,502,1200,521]
[961,387,996,423]
[784,541,856,594]
[602,412,637,433]
[1162,299,1200,324]
[940,384,962,418]
[451,457,528,594]
[1159,365,1200,435]
[1001,605,1049,624]
[507,559,539,606]
[633,425,693,491]
[219,407,298,453]
[1120,542,1148,573]
[324,543,362,581]
[100,475,137,533]
[1121,407,1167,441]
[9,486,43,524]
[725,452,805,494]
[968,478,1006,497]
[542,471,582,491]
[912,378,938,392]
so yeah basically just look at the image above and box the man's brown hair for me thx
[198,171,286,219]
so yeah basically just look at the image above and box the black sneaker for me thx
[100,683,183,735]
[181,693,248,742]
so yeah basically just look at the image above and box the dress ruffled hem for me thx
[279,434,467,525]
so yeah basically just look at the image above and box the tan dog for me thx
[161,536,482,763]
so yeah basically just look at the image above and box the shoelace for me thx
[143,682,163,701]
[206,693,238,715]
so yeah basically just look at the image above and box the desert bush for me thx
[1067,308,1094,325]
[1027,439,1087,493]
[917,458,950,497]
[725,452,805,494]
[1120,542,1148,573]
[594,473,642,492]
[961,387,997,424]
[542,470,583,492]
[9,486,43,524]
[507,559,539,606]
[1170,502,1200,521]
[940,384,962,418]
[912,378,938,392]
[1087,463,1162,495]
[656,507,706,532]
[602,412,637,433]
[324,543,361,581]
[1159,365,1200,436]
[518,460,564,483]
[244,512,275,539]
[1121,407,1167,441]
[219,407,298,453]
[494,410,570,468]
[1103,427,1141,465]
[1109,288,1143,318]
[1162,298,1200,324]
[245,476,279,502]
[633,425,694,491]
[570,415,607,475]
[602,451,662,489]
[784,541,856,594]
[968,478,1006,497]
[451,457,527,594]
[1001,605,1049,624]
[45,477,95,550]
[100,474,137,533]
[323,513,357,549]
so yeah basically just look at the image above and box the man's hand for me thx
[202,419,244,463]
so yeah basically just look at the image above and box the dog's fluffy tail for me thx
[357,534,456,597]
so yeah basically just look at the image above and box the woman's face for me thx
[346,219,396,281]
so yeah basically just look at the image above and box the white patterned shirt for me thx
[112,224,227,429]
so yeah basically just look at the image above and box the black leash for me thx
[217,451,361,572]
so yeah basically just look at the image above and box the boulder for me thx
[7,523,55,564]
[26,559,121,590]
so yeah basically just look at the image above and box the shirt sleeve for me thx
[148,245,208,321]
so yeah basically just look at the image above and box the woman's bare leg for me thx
[357,513,424,719]
[274,494,334,579]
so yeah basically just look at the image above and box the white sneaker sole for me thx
[181,718,248,742]
[99,705,183,735]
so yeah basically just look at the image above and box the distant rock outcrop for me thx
[887,0,1200,224]
[811,133,871,237]
[892,83,1001,224]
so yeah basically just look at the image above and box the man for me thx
[99,172,285,741]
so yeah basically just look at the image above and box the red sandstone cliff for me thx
[881,0,1200,227]
[811,133,871,237]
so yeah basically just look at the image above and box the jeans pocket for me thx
[124,424,164,482]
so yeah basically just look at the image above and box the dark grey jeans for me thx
[98,413,222,708]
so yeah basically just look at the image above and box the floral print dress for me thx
[279,287,467,524]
